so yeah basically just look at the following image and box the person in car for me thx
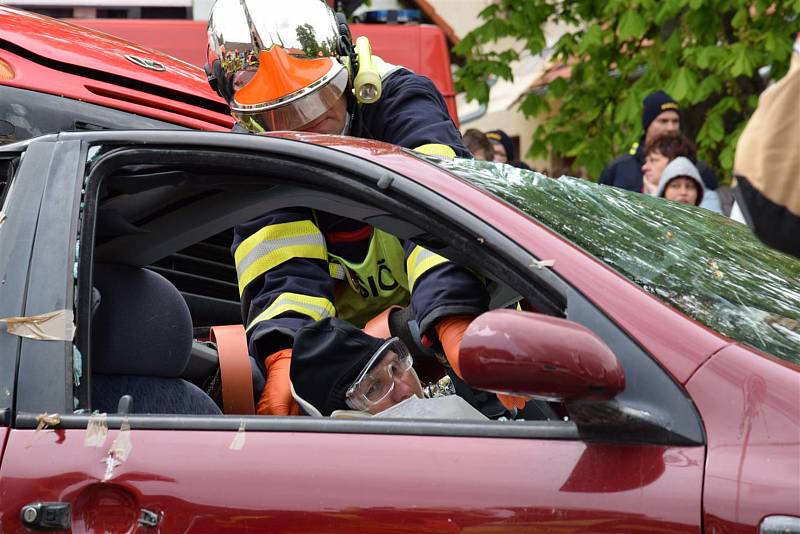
[205,0,526,416]
[655,157,705,207]
[290,318,425,416]
[290,317,496,419]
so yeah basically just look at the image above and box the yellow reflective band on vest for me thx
[234,220,326,296]
[414,144,457,158]
[328,229,410,328]
[246,292,336,332]
[406,245,449,292]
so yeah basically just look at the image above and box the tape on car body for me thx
[0,309,75,341]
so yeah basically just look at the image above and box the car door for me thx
[1,131,705,532]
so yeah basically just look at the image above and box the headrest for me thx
[91,264,192,377]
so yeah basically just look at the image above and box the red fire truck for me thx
[7,0,458,123]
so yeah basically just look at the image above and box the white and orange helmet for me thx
[206,0,350,132]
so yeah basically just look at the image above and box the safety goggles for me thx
[345,337,415,412]
[231,67,348,133]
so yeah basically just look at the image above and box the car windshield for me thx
[426,157,800,365]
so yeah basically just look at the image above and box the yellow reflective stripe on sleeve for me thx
[406,246,449,291]
[234,220,326,296]
[414,144,457,158]
[329,261,346,280]
[246,293,336,332]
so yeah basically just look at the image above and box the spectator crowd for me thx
[460,31,799,257]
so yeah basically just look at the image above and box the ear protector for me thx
[205,11,382,107]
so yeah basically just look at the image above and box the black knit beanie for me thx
[486,129,516,162]
[290,317,385,416]
[642,90,680,131]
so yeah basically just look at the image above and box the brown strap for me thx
[210,325,255,415]
[362,305,403,338]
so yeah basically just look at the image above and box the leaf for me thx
[700,114,725,143]
[730,44,755,77]
[578,24,603,54]
[519,92,550,117]
[617,11,648,40]
[695,46,719,69]
[719,143,735,172]
[665,67,698,101]
[697,74,722,100]
[731,8,748,29]
[549,77,569,98]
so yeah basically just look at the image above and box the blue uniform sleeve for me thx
[232,207,335,359]
[403,240,489,336]
[599,161,615,185]
[358,69,471,158]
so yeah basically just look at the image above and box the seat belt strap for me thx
[210,325,255,415]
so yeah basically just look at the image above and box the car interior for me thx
[77,142,564,420]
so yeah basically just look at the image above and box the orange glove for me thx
[496,393,528,411]
[435,315,529,411]
[256,349,300,416]
[434,315,473,378]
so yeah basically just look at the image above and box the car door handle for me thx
[20,502,71,530]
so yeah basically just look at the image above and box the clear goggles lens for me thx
[231,68,348,133]
[345,337,414,411]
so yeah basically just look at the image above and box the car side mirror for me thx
[458,309,625,401]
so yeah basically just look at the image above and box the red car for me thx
[0,127,798,532]
[1,7,799,534]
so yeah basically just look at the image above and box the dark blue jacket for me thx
[353,68,470,157]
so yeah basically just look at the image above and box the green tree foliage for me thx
[454,0,800,180]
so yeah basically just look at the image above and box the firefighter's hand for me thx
[434,314,474,378]
[256,349,300,416]
[496,393,528,411]
[436,316,530,411]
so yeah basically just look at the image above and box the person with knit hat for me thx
[486,129,532,170]
[600,90,721,212]
[655,157,705,206]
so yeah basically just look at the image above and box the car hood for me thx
[0,7,223,105]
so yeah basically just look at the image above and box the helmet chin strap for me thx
[340,113,352,136]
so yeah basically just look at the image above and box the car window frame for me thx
[13,138,86,415]
[12,130,702,447]
[0,141,58,419]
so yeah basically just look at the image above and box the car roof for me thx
[0,7,233,129]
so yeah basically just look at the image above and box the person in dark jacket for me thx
[486,129,532,170]
[206,0,525,415]
[600,90,721,213]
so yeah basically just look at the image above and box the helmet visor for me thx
[232,67,348,133]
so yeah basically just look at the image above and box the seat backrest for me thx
[91,264,221,415]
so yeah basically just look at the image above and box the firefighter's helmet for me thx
[206,0,350,132]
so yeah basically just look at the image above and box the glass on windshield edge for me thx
[424,156,800,365]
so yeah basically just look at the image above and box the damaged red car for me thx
[1,6,799,534]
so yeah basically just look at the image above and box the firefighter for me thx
[205,0,525,415]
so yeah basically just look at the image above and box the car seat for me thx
[90,263,222,415]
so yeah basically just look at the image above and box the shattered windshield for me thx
[427,157,800,365]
